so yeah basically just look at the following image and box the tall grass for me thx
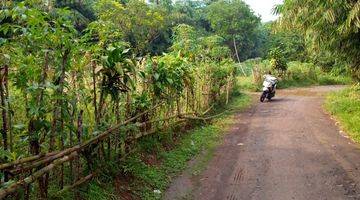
[325,85,360,142]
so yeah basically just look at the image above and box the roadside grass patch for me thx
[325,85,360,142]
[237,76,259,92]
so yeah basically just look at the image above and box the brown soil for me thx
[164,85,360,200]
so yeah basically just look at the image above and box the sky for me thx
[243,0,283,22]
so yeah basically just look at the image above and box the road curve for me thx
[165,86,360,200]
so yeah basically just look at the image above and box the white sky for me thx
[243,0,283,22]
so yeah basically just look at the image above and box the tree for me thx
[93,0,169,56]
[269,47,287,75]
[206,0,261,61]
[275,0,360,80]
[261,22,307,62]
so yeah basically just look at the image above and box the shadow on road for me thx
[264,98,293,103]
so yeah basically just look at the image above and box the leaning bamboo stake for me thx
[4,103,163,174]
[10,146,80,174]
[80,103,163,148]
[0,152,59,171]
[0,152,78,199]
[56,173,94,196]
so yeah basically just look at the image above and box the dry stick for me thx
[38,50,50,199]
[130,119,188,141]
[4,65,12,152]
[0,152,78,200]
[10,146,81,175]
[202,104,214,116]
[92,60,98,127]
[69,71,78,187]
[55,144,139,197]
[114,102,120,159]
[233,37,246,76]
[0,66,8,151]
[0,66,8,182]
[226,78,230,105]
[182,111,226,121]
[0,152,59,171]
[134,112,196,128]
[75,110,83,200]
[56,173,94,196]
[59,49,70,190]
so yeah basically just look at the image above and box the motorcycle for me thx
[260,75,277,102]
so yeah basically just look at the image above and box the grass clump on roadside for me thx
[325,84,360,142]
[84,93,251,199]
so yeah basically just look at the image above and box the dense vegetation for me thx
[0,0,260,199]
[0,0,359,199]
[274,0,360,79]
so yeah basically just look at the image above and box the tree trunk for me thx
[74,110,83,200]
[50,48,70,190]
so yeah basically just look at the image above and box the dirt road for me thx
[165,86,360,200]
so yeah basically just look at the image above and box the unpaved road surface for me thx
[165,86,360,200]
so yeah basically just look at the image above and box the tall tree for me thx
[206,0,261,61]
[275,0,360,80]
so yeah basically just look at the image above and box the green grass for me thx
[83,93,251,200]
[237,76,259,91]
[237,61,353,92]
[129,93,251,199]
[325,84,360,142]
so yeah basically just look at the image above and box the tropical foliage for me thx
[0,0,246,199]
[274,0,360,80]
[1,0,359,199]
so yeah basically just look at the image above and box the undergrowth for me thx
[81,93,251,199]
[238,61,352,91]
[325,84,360,142]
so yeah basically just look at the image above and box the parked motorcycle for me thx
[260,75,277,102]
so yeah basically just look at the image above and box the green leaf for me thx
[154,73,160,80]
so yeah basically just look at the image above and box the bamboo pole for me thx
[56,173,94,196]
[4,103,163,174]
[0,152,59,171]
[0,152,78,199]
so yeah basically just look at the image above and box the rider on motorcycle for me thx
[260,71,277,102]
[263,71,277,91]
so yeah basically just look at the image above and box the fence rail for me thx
[0,101,217,199]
